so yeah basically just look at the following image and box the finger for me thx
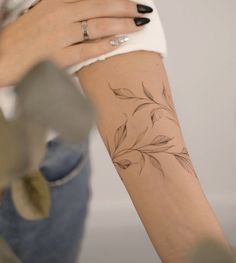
[65,0,148,22]
[64,17,149,46]
[51,35,129,68]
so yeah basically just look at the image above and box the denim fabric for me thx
[0,135,92,263]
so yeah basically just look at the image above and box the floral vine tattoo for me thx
[106,82,197,178]
[109,81,179,127]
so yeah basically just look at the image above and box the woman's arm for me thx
[76,50,230,263]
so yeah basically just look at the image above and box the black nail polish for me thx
[134,17,150,26]
[137,4,153,13]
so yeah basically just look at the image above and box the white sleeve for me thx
[66,0,167,75]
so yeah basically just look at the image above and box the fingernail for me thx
[134,17,150,26]
[110,35,129,46]
[137,4,153,13]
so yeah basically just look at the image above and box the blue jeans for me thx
[0,135,92,263]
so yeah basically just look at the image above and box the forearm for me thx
[76,51,230,262]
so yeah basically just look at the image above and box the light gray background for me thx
[80,1,236,262]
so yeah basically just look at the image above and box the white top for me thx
[0,0,167,140]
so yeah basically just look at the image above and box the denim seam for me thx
[47,150,90,188]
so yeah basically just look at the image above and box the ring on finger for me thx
[81,20,90,41]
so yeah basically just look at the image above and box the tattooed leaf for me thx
[141,145,174,154]
[175,148,190,159]
[148,155,164,176]
[11,171,51,220]
[182,147,188,154]
[132,103,152,116]
[114,121,127,150]
[142,82,154,101]
[115,159,132,169]
[162,83,172,108]
[150,111,158,126]
[181,147,189,158]
[151,135,173,146]
[175,155,195,174]
[139,153,145,176]
[132,126,148,147]
[110,87,135,100]
[150,108,163,126]
[158,106,173,115]
[162,84,168,100]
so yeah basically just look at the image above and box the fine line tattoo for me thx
[106,82,197,179]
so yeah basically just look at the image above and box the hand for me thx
[0,0,152,86]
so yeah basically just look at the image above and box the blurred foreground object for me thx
[0,59,95,220]
[0,0,8,23]
[0,111,27,188]
[0,238,22,263]
[188,239,236,263]
[14,59,95,144]
[0,2,95,260]
[0,98,50,220]
[12,170,51,220]
[4,0,25,11]
[0,0,39,28]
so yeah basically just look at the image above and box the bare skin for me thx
[77,51,231,263]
